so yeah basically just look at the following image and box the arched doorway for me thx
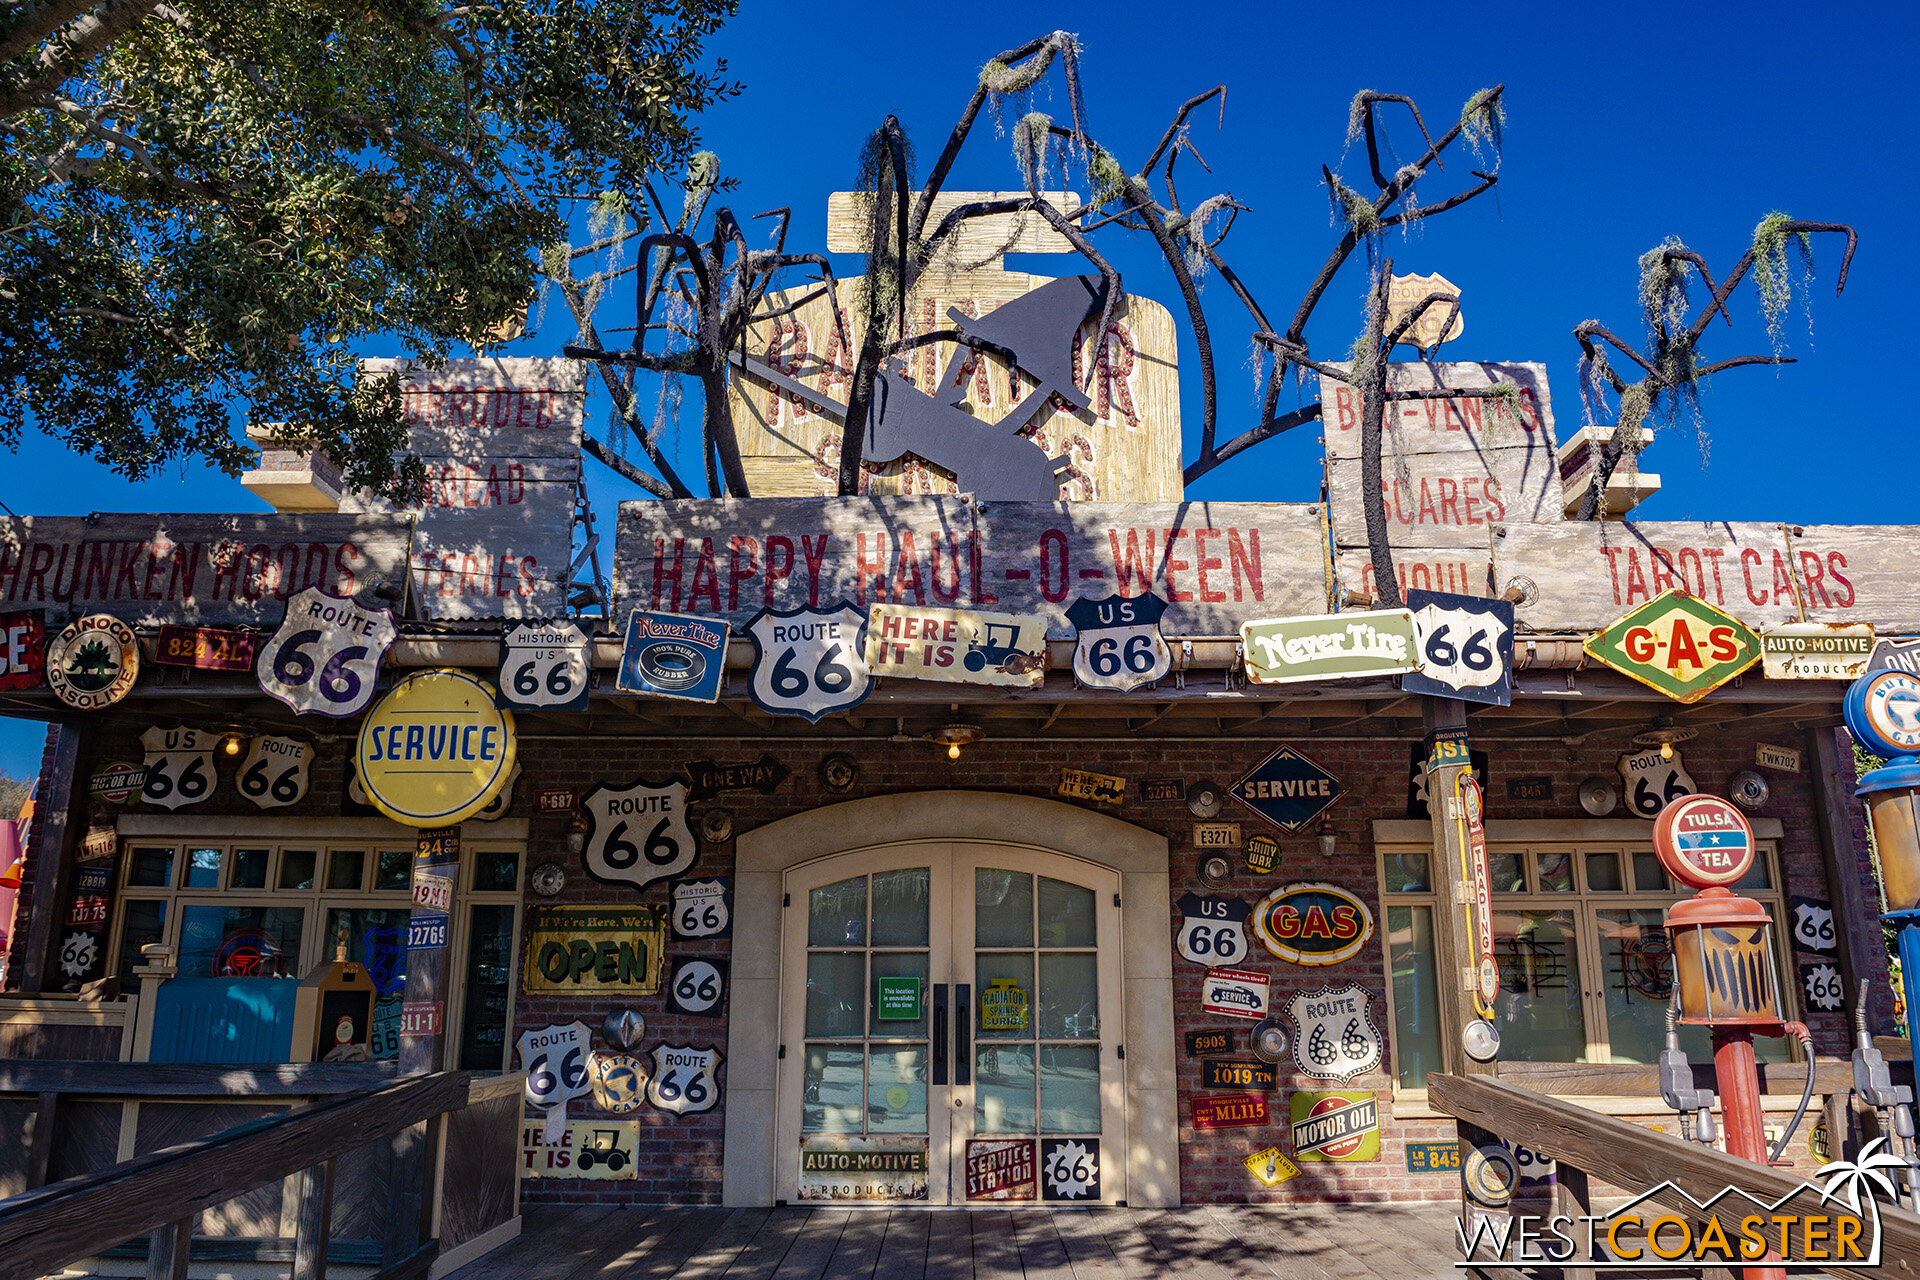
[722,791,1176,1207]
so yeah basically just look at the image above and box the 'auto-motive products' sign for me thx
[355,669,518,826]
[522,905,665,995]
[1761,623,1874,680]
[798,1136,930,1202]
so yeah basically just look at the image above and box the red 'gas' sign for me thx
[1652,794,1755,889]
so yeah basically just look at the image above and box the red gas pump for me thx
[1656,795,1814,1280]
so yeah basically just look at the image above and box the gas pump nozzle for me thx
[1849,981,1919,1205]
[1660,993,1718,1144]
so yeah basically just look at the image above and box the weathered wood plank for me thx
[871,1208,930,1280]
[1327,450,1558,549]
[17,726,80,995]
[817,1210,889,1280]
[1331,547,1493,605]
[145,1216,191,1280]
[1116,1209,1247,1280]
[1320,363,1560,459]
[0,515,414,627]
[291,1158,335,1280]
[1492,1056,1853,1097]
[615,498,1327,635]
[672,1208,775,1280]
[1049,1209,1129,1280]
[435,1206,606,1280]
[921,1210,973,1280]
[1079,1210,1174,1280]
[0,1060,399,1096]
[358,359,586,458]
[716,1207,811,1279]
[405,503,572,620]
[1009,1212,1074,1280]
[23,1092,56,1189]
[0,1072,467,1280]
[1208,1205,1372,1279]
[1490,520,1920,632]
[1429,1072,1919,1278]
[612,1208,734,1280]
[504,1204,673,1280]
[766,1209,852,1280]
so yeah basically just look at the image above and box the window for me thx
[1379,837,1792,1092]
[108,838,523,1071]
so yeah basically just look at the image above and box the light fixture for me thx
[213,726,248,756]
[1632,722,1697,762]
[1318,828,1337,858]
[924,722,984,760]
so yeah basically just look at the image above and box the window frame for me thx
[1374,816,1796,1100]
[106,818,525,1072]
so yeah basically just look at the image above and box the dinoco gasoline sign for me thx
[1581,589,1761,704]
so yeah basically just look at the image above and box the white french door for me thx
[775,842,1125,1205]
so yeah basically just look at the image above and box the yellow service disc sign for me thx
[356,669,517,826]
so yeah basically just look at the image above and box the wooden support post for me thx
[145,1216,191,1280]
[24,1091,58,1188]
[19,725,84,992]
[1807,726,1883,1027]
[293,1157,336,1280]
[1554,1166,1595,1280]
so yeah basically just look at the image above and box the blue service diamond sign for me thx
[1230,747,1343,833]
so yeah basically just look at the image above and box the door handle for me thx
[955,983,971,1086]
[932,983,949,1086]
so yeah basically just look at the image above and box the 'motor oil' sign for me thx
[1582,589,1760,704]
[522,905,664,995]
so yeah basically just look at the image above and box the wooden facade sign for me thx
[615,498,1328,636]
[347,359,582,619]
[728,192,1183,504]
[1490,522,1920,633]
[0,514,412,627]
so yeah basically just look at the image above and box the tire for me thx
[577,1150,596,1170]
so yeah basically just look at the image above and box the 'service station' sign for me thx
[616,499,1327,635]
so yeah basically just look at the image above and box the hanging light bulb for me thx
[1660,741,1674,761]
[924,721,984,760]
[221,730,246,756]
[948,742,962,761]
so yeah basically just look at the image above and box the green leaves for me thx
[2,0,738,498]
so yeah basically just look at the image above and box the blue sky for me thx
[0,0,1907,776]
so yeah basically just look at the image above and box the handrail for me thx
[1430,1072,1920,1280]
[0,1059,400,1096]
[0,1070,468,1280]
[1494,1056,1855,1097]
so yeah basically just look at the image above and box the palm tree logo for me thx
[1814,1135,1905,1259]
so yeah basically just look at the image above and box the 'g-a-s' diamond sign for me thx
[1066,592,1172,692]
[1230,746,1343,833]
[1582,589,1761,704]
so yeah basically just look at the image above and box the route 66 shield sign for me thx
[517,1020,595,1112]
[256,587,396,718]
[647,1043,722,1115]
[744,602,871,723]
[579,777,696,891]
[139,726,219,810]
[1174,892,1251,967]
[1402,590,1514,707]
[1286,985,1383,1081]
[1066,593,1172,692]
[237,734,311,809]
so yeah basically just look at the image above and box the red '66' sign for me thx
[1652,794,1755,889]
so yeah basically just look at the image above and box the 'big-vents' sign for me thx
[355,669,518,826]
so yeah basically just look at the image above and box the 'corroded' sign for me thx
[522,905,665,995]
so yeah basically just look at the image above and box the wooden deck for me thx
[442,1203,1485,1280]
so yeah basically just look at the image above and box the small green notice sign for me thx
[876,976,923,1021]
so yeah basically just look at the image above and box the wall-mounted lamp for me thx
[924,722,984,761]
[1318,828,1337,858]
[1631,722,1696,762]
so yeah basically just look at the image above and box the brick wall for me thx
[48,714,1885,1205]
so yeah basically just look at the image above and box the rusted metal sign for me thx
[1201,1058,1277,1092]
[615,498,1328,635]
[1290,1090,1380,1161]
[0,608,44,691]
[1241,609,1416,684]
[0,514,413,627]
[865,603,1047,687]
[1385,271,1464,349]
[1190,1092,1268,1130]
[523,905,665,996]
[798,1136,930,1202]
[965,1138,1036,1200]
[154,624,256,672]
[1582,589,1761,703]
[1251,883,1374,967]
[1761,622,1875,679]
[1058,767,1125,805]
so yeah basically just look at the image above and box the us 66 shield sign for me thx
[744,603,872,722]
[1401,590,1513,706]
[579,777,696,891]
[497,620,590,711]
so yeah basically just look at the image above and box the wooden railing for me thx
[1430,1072,1920,1280]
[0,1070,469,1280]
